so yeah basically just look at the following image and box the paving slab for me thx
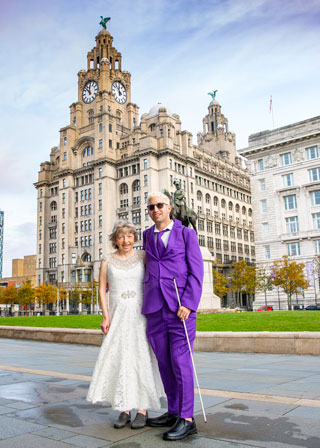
[1,338,320,447]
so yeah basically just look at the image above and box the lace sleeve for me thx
[102,253,112,263]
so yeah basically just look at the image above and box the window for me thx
[62,223,65,234]
[281,152,292,166]
[144,175,148,187]
[144,159,148,169]
[99,215,102,227]
[315,240,320,254]
[259,179,266,191]
[205,194,210,204]
[62,238,65,249]
[63,152,67,160]
[39,201,42,212]
[132,211,141,224]
[99,183,102,194]
[284,194,297,210]
[199,235,205,247]
[215,239,221,249]
[306,146,319,160]
[288,242,300,256]
[309,167,320,182]
[133,180,140,192]
[72,253,76,264]
[120,199,128,208]
[311,190,320,206]
[207,221,213,233]
[99,168,102,178]
[99,199,102,210]
[109,139,112,148]
[282,173,294,187]
[197,191,202,201]
[62,208,65,218]
[109,123,112,132]
[208,237,214,248]
[258,159,264,171]
[99,248,103,259]
[261,199,267,213]
[144,192,148,203]
[133,196,141,206]
[99,139,103,148]
[223,240,229,250]
[63,178,66,188]
[198,220,204,231]
[286,216,299,233]
[312,213,320,229]
[262,223,269,236]
[99,123,102,132]
[62,193,65,204]
[64,136,67,146]
[120,183,128,195]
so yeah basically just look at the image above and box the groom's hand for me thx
[177,306,191,321]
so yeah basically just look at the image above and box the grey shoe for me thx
[114,411,131,429]
[131,411,148,429]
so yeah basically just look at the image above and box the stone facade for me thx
[239,116,320,309]
[0,255,36,288]
[34,29,254,308]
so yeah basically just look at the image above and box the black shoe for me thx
[146,411,179,427]
[114,411,131,429]
[131,411,148,429]
[163,417,197,441]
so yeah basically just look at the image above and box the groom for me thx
[142,192,204,441]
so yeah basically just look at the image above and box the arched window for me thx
[242,206,246,215]
[132,179,140,192]
[235,204,240,213]
[50,201,57,211]
[120,183,128,195]
[197,191,202,201]
[82,146,94,158]
[81,252,92,262]
[248,208,252,217]
[205,193,211,204]
[213,196,218,206]
[221,199,226,208]
[228,201,233,211]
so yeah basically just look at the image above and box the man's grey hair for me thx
[148,191,170,205]
[109,219,137,249]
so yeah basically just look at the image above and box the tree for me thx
[17,280,35,312]
[81,280,99,310]
[271,256,309,310]
[231,259,257,309]
[35,283,57,312]
[212,268,229,299]
[256,268,272,307]
[0,286,18,314]
[69,285,81,313]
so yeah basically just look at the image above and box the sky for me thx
[1,0,320,277]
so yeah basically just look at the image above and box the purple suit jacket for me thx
[142,219,204,315]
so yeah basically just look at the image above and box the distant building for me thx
[239,116,320,309]
[34,28,254,310]
[0,255,36,288]
[0,210,3,279]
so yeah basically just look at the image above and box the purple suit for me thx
[143,219,204,418]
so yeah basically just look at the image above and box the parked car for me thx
[257,306,273,311]
[305,305,320,311]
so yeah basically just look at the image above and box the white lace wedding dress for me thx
[87,250,164,411]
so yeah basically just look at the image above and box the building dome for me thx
[209,99,220,107]
[148,103,172,118]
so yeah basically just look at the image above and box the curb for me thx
[0,326,320,355]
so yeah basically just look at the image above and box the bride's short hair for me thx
[109,220,138,248]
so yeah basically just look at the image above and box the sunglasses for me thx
[147,202,167,211]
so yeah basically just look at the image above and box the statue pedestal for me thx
[198,247,221,312]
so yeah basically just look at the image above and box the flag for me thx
[269,95,272,113]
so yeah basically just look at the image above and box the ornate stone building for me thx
[239,116,320,309]
[34,28,254,308]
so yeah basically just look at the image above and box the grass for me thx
[0,311,320,332]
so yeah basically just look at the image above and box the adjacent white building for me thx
[239,116,320,309]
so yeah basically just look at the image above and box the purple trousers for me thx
[146,301,196,418]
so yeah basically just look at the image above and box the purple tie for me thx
[156,229,169,257]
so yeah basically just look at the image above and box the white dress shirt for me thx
[154,220,174,248]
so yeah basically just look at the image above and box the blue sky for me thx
[1,0,320,276]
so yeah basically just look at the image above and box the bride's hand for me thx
[100,315,110,335]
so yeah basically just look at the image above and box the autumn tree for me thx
[212,269,229,299]
[35,283,57,312]
[256,268,272,307]
[231,259,257,309]
[69,285,81,313]
[81,280,99,310]
[271,256,309,310]
[0,286,18,313]
[17,280,35,312]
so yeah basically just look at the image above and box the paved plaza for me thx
[0,339,320,447]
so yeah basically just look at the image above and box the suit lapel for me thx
[165,220,180,254]
[147,225,159,258]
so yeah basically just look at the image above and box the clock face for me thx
[111,81,127,104]
[82,81,98,104]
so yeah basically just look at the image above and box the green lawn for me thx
[0,311,320,332]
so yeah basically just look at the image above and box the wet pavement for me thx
[0,339,320,447]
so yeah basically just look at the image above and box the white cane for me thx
[173,277,207,423]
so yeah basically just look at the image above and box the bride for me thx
[87,220,163,429]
